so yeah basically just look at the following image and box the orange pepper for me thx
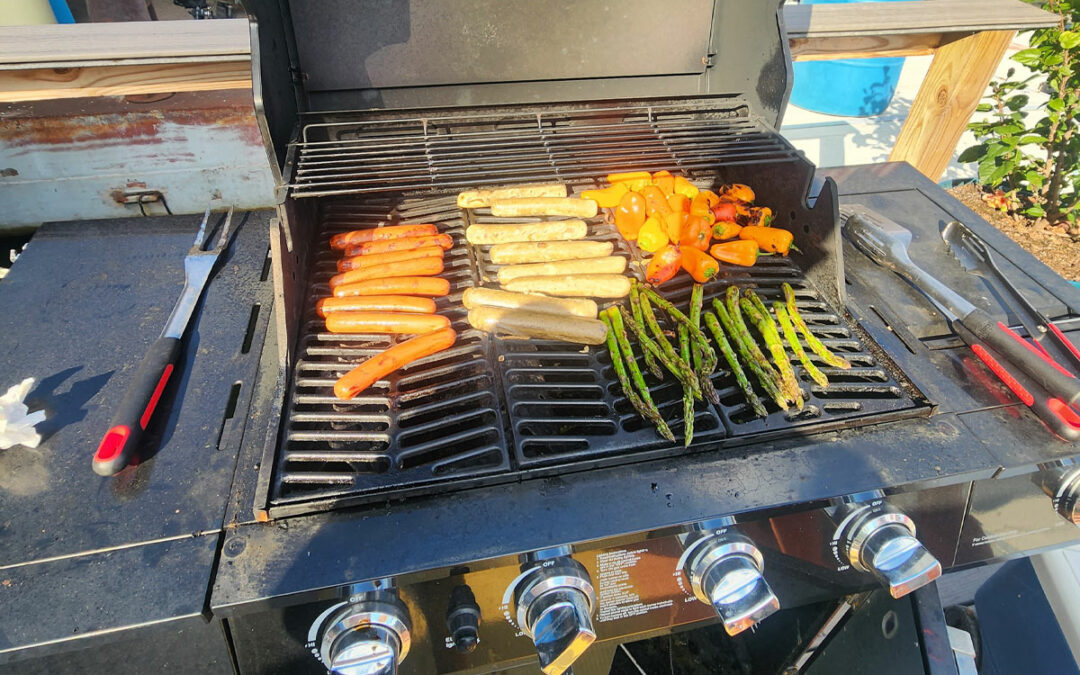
[721,183,755,203]
[614,191,647,240]
[608,171,652,191]
[672,176,699,199]
[744,206,773,228]
[581,182,629,208]
[645,245,683,285]
[739,225,794,255]
[710,240,759,267]
[640,185,672,217]
[679,214,712,251]
[637,216,669,253]
[651,170,675,195]
[668,193,690,213]
[712,221,742,241]
[690,190,720,217]
[662,211,688,240]
[681,247,720,283]
[712,202,738,223]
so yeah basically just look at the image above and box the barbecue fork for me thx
[93,204,236,476]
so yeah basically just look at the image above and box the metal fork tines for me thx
[162,204,236,339]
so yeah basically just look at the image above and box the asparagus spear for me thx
[744,289,804,407]
[607,307,675,441]
[704,311,769,418]
[630,279,663,380]
[601,312,675,441]
[689,284,704,372]
[782,283,852,369]
[740,294,804,408]
[618,307,702,401]
[714,295,788,410]
[775,302,829,388]
[640,294,701,400]
[677,323,695,446]
[639,287,719,403]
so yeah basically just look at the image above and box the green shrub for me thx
[959,0,1080,230]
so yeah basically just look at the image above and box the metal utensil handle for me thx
[955,322,1080,441]
[92,337,182,476]
[960,308,1080,405]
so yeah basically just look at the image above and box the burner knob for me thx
[1040,465,1080,525]
[683,533,780,636]
[837,507,941,598]
[446,584,482,653]
[512,557,597,675]
[319,592,411,675]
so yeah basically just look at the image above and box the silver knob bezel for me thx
[685,539,764,606]
[514,568,597,639]
[320,600,412,671]
[845,511,916,573]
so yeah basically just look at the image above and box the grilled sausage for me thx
[457,184,567,209]
[502,274,631,298]
[497,256,626,285]
[465,220,587,245]
[489,198,598,218]
[488,240,614,265]
[468,306,608,345]
[462,288,597,319]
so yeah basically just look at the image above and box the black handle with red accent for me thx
[954,322,1080,441]
[93,337,181,476]
[960,308,1080,406]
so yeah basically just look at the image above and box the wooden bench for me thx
[784,0,1059,182]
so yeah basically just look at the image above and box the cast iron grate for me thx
[466,197,927,469]
[267,197,510,513]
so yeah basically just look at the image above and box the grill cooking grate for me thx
[466,201,923,469]
[268,198,510,513]
[289,103,799,198]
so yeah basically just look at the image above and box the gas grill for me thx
[3,1,1080,674]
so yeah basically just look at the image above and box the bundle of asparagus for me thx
[602,280,852,445]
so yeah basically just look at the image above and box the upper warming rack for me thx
[287,103,802,199]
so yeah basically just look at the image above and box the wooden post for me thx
[889,29,1016,182]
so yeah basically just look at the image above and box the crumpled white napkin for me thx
[0,378,46,450]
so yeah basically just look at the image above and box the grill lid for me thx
[283,0,792,127]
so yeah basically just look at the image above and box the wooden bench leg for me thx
[889,29,1016,182]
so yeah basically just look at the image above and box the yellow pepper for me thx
[673,176,700,199]
[637,216,669,253]
[581,182,630,208]
[607,171,652,192]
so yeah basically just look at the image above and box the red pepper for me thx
[680,247,719,283]
[645,245,682,285]
[614,191,647,240]
[679,214,712,251]
[712,201,737,223]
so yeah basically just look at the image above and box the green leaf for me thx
[987,163,1010,187]
[975,103,993,113]
[1019,135,1049,145]
[1012,48,1042,67]
[1025,170,1046,188]
[957,144,988,163]
[1048,98,1065,112]
[978,157,998,185]
[1060,31,1080,49]
[1024,204,1046,218]
[1006,95,1029,111]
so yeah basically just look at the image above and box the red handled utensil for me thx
[93,204,235,476]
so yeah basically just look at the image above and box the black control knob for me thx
[511,556,596,675]
[446,585,481,653]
